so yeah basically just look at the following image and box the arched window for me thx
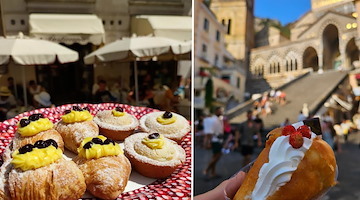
[277,62,280,73]
[295,60,298,70]
[286,60,289,71]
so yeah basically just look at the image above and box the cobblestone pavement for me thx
[194,133,360,199]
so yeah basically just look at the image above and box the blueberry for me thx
[163,111,172,119]
[34,140,49,149]
[83,142,92,149]
[64,110,71,114]
[19,144,33,154]
[83,107,90,112]
[72,106,83,111]
[148,133,160,139]
[103,138,115,145]
[20,119,31,127]
[45,139,58,148]
[29,113,44,121]
[115,107,123,112]
[92,137,103,144]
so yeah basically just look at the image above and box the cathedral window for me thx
[227,19,232,35]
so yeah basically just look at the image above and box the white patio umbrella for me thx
[0,35,79,106]
[84,36,191,104]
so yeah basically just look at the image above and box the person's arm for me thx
[194,171,246,200]
[256,131,262,147]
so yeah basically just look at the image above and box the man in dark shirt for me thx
[234,110,262,167]
[94,80,115,103]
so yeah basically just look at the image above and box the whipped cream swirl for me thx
[251,132,316,200]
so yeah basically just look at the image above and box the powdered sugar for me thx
[124,133,185,167]
[139,112,190,141]
[94,110,139,132]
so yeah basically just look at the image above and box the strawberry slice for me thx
[282,125,296,136]
[289,131,304,149]
[297,125,311,139]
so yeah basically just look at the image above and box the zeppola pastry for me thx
[139,111,190,142]
[5,139,86,200]
[94,107,139,141]
[73,135,131,199]
[124,132,186,179]
[234,119,337,200]
[55,106,99,153]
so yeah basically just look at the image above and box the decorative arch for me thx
[268,55,282,74]
[318,19,343,40]
[344,37,359,69]
[251,57,266,77]
[303,46,319,71]
[322,23,340,70]
[284,51,301,72]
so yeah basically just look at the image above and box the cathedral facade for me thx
[250,0,359,88]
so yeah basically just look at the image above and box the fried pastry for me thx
[93,107,139,141]
[7,139,86,200]
[234,119,337,200]
[124,132,186,179]
[139,111,190,142]
[55,106,99,153]
[73,135,131,199]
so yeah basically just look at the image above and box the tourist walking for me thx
[203,107,224,179]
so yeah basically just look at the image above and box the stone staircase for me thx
[230,70,349,128]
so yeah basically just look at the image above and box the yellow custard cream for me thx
[62,110,93,123]
[78,136,122,159]
[142,134,165,149]
[135,134,175,161]
[156,115,177,125]
[18,118,53,137]
[112,109,125,117]
[11,146,62,171]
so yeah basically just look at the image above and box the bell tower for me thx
[210,0,254,64]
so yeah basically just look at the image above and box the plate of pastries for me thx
[0,103,191,200]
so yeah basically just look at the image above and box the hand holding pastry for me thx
[55,106,99,153]
[73,135,131,199]
[7,139,86,200]
[124,132,186,179]
[233,119,337,200]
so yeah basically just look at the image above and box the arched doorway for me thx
[303,47,319,71]
[345,38,359,68]
[322,24,340,70]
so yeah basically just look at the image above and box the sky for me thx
[254,0,311,25]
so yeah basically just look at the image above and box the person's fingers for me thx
[224,171,246,199]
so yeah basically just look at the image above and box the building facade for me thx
[210,0,254,65]
[250,0,359,88]
[194,0,246,112]
[0,0,191,104]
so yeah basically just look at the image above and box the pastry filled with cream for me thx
[139,111,190,142]
[55,106,99,153]
[124,132,186,179]
[11,113,65,154]
[234,119,337,200]
[6,139,86,200]
[73,136,131,199]
[93,107,139,141]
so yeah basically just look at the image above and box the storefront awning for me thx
[131,15,192,41]
[29,14,105,45]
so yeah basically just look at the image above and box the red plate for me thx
[0,103,191,199]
